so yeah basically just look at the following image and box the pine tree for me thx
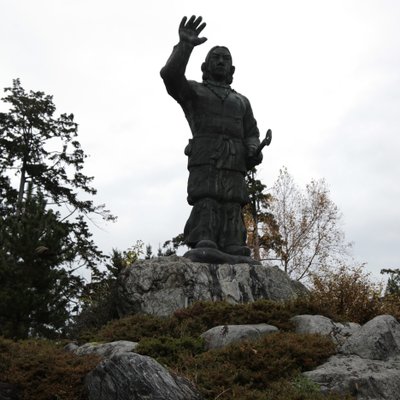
[244,168,281,261]
[0,191,84,338]
[0,79,115,338]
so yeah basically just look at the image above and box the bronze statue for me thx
[161,16,268,264]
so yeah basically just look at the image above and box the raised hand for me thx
[179,15,207,46]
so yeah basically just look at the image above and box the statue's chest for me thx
[194,85,245,117]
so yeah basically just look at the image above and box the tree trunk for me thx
[16,160,26,216]
[252,206,261,261]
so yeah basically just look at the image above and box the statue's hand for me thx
[179,15,207,46]
[246,149,263,170]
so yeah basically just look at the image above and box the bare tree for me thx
[265,167,351,281]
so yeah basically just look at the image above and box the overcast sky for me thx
[1,0,399,280]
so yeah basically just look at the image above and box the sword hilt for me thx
[255,129,272,155]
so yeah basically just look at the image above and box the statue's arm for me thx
[160,16,207,103]
[160,41,195,102]
[243,97,263,169]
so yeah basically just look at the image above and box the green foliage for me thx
[0,337,99,400]
[0,193,84,338]
[171,300,297,335]
[244,167,282,261]
[0,79,115,338]
[89,313,173,343]
[137,336,204,365]
[1,297,359,400]
[175,332,337,399]
[0,79,113,218]
[159,233,185,256]
[89,299,351,399]
[170,298,350,337]
[381,268,400,296]
[71,243,146,339]
[377,269,400,319]
[120,240,144,265]
[90,297,351,344]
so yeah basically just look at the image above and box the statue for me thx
[161,16,270,264]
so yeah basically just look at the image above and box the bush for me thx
[87,295,376,345]
[90,298,352,343]
[310,264,383,324]
[171,300,297,335]
[137,336,205,365]
[0,337,99,400]
[177,332,339,399]
[380,294,400,320]
[0,296,359,400]
[91,313,174,343]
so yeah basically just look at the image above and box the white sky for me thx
[1,0,399,280]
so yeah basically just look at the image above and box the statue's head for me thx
[202,46,235,84]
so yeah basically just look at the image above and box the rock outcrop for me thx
[290,314,361,346]
[305,354,400,399]
[200,323,278,350]
[85,352,203,400]
[304,315,400,400]
[73,340,138,358]
[340,314,400,360]
[117,256,306,317]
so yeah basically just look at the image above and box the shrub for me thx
[88,296,368,344]
[0,337,99,400]
[92,313,174,343]
[177,332,338,399]
[380,294,400,320]
[89,298,344,343]
[137,336,205,365]
[170,297,347,336]
[310,264,383,324]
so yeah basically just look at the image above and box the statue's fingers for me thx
[198,36,208,44]
[187,15,196,27]
[193,16,203,28]
[196,22,207,35]
[179,16,187,30]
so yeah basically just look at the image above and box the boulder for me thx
[340,315,400,361]
[117,256,306,317]
[304,354,400,400]
[64,342,79,352]
[73,340,138,358]
[201,323,278,350]
[85,352,203,400]
[290,315,360,346]
[291,314,336,335]
[304,315,400,399]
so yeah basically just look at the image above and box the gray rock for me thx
[291,315,336,335]
[290,315,361,346]
[64,342,79,352]
[85,352,203,400]
[340,315,400,361]
[304,354,400,400]
[117,256,306,317]
[74,340,138,358]
[201,323,278,350]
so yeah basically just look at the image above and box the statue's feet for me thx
[223,245,251,257]
[195,240,218,249]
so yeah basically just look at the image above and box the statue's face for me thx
[207,47,232,82]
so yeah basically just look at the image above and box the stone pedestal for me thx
[116,256,306,317]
